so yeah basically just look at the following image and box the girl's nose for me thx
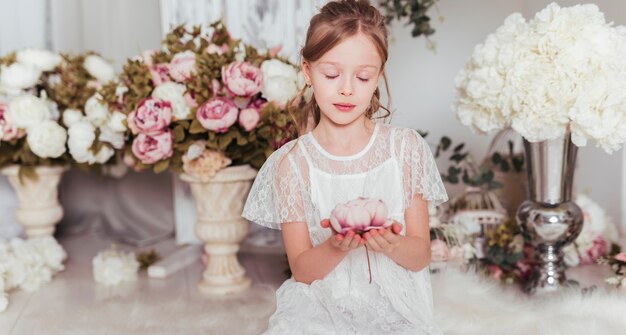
[339,78,353,96]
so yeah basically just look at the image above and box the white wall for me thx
[386,0,624,233]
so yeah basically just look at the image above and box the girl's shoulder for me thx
[378,123,426,149]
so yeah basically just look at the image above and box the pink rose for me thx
[169,51,196,82]
[150,64,170,85]
[430,239,449,262]
[0,102,23,141]
[184,92,198,108]
[131,130,173,165]
[615,253,626,263]
[488,265,503,280]
[238,108,260,131]
[211,79,222,95]
[196,97,238,133]
[221,61,263,97]
[329,197,392,235]
[128,98,172,135]
[580,235,607,265]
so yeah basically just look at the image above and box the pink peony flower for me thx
[0,102,23,141]
[238,108,260,131]
[196,97,238,133]
[221,61,263,97]
[210,79,222,95]
[128,98,172,135]
[131,130,173,165]
[150,64,171,85]
[615,253,626,263]
[329,197,392,235]
[184,92,198,108]
[169,51,196,82]
[579,234,607,265]
[430,239,449,262]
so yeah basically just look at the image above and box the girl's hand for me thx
[320,219,364,251]
[363,222,403,254]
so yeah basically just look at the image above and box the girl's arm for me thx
[363,194,431,271]
[282,221,363,284]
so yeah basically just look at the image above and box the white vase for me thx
[0,165,67,238]
[180,164,257,295]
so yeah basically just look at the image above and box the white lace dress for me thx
[243,123,448,335]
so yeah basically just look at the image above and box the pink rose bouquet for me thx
[100,22,299,174]
[329,197,393,236]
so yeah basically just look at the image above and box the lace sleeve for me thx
[242,141,307,230]
[397,129,448,209]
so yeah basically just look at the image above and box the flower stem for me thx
[365,245,372,284]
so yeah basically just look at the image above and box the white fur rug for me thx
[31,269,626,335]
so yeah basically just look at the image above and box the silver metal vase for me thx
[515,130,584,293]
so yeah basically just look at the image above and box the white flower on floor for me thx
[92,247,139,286]
[29,236,67,272]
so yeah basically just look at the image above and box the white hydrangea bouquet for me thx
[453,3,626,153]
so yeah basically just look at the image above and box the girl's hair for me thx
[289,0,392,135]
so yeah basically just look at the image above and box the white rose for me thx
[63,108,84,127]
[260,60,299,105]
[8,95,52,130]
[106,111,127,133]
[98,125,125,149]
[0,63,42,90]
[94,145,115,164]
[92,248,139,286]
[16,49,62,72]
[68,120,96,163]
[151,82,191,120]
[84,55,116,83]
[85,94,110,127]
[27,120,67,158]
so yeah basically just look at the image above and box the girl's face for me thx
[303,32,383,127]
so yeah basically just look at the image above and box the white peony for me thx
[106,111,127,133]
[62,108,84,127]
[16,49,62,72]
[26,120,67,158]
[68,120,96,163]
[260,59,299,105]
[28,237,67,273]
[152,82,191,120]
[7,95,52,130]
[453,3,626,153]
[99,125,125,149]
[85,94,110,127]
[94,145,115,164]
[92,247,139,286]
[0,63,42,91]
[84,55,116,83]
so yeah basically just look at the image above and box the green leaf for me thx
[153,160,170,174]
[453,143,465,152]
[500,160,510,172]
[450,153,467,163]
[512,157,524,172]
[491,152,502,164]
[189,119,207,134]
[440,136,451,151]
[173,125,186,143]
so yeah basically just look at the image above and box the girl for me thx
[243,1,447,334]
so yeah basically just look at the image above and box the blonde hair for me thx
[289,0,392,135]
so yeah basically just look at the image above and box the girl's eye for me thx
[357,77,370,82]
[325,75,338,79]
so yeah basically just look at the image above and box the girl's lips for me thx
[333,103,356,112]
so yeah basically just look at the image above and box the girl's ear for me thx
[302,60,312,85]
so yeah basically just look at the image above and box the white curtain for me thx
[160,0,325,244]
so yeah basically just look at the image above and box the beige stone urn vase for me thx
[180,164,257,295]
[0,165,68,238]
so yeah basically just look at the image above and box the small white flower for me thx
[92,247,139,286]
[16,49,62,72]
[234,41,247,62]
[106,111,127,133]
[186,141,207,160]
[68,120,96,163]
[151,82,191,120]
[28,237,67,273]
[94,145,115,164]
[98,125,125,149]
[8,95,52,130]
[62,108,84,127]
[26,120,67,158]
[84,55,116,83]
[0,63,42,90]
[85,94,110,127]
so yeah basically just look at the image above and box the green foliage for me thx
[379,0,439,38]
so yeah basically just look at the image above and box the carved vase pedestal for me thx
[180,165,257,295]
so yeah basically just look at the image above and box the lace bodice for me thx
[243,123,447,334]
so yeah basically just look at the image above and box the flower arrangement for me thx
[453,3,626,153]
[0,49,118,179]
[597,252,626,290]
[92,246,140,286]
[100,22,299,177]
[0,236,67,313]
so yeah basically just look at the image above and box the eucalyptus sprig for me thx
[379,0,440,47]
